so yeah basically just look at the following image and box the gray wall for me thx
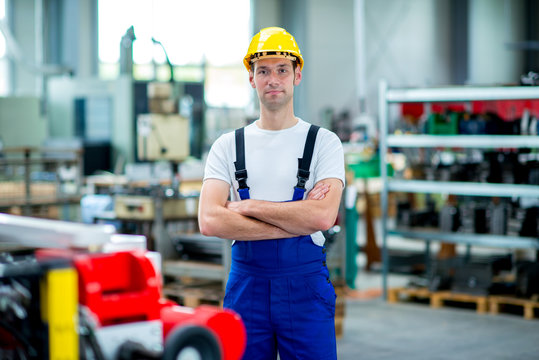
[253,0,456,126]
[362,0,452,118]
[251,0,528,129]
[11,0,37,95]
[468,0,524,85]
[0,97,47,147]
[251,0,453,126]
[251,0,357,126]
[305,0,356,126]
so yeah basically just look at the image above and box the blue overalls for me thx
[223,125,337,360]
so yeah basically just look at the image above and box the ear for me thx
[294,66,302,86]
[249,70,256,88]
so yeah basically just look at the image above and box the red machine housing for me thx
[160,303,246,360]
[74,250,162,325]
[36,249,246,360]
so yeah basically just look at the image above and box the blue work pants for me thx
[224,235,337,360]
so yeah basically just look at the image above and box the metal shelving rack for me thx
[378,80,539,298]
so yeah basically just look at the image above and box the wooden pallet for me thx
[334,283,346,339]
[430,291,489,314]
[489,295,539,320]
[164,280,224,308]
[389,287,539,320]
[334,316,344,339]
[389,287,488,313]
[387,287,432,304]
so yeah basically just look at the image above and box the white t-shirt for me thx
[203,118,345,245]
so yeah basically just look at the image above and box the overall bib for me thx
[223,126,337,360]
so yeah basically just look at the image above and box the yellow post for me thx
[40,266,79,360]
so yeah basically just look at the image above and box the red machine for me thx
[0,214,246,360]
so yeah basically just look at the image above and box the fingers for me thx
[226,201,238,211]
[225,200,247,215]
[307,182,330,200]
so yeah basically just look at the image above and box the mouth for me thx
[266,90,283,96]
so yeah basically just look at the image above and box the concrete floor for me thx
[336,274,539,360]
[332,217,539,359]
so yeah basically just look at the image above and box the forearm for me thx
[226,178,342,235]
[198,178,336,240]
[199,200,299,240]
[233,199,336,235]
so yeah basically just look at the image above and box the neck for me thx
[257,103,297,130]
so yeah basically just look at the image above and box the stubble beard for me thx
[259,90,293,112]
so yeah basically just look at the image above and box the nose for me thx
[268,70,279,86]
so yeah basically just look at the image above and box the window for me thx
[98,0,251,108]
[0,0,8,95]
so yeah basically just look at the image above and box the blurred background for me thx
[0,2,538,358]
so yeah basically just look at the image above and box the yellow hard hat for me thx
[243,27,303,71]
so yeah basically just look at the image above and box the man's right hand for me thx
[307,181,330,200]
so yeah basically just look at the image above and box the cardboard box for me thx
[147,82,173,99]
[137,114,189,161]
[148,98,178,114]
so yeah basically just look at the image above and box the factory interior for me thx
[0,0,538,359]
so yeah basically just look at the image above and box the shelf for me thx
[389,229,539,250]
[387,180,539,197]
[163,234,231,286]
[163,260,225,280]
[0,195,82,208]
[172,233,223,243]
[387,134,539,148]
[379,82,539,300]
[386,85,539,103]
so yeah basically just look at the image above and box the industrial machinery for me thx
[0,214,246,360]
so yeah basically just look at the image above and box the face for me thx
[249,57,302,111]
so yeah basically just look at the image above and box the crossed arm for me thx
[198,178,343,241]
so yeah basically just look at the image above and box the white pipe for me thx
[0,213,116,248]
[354,0,366,113]
[34,0,43,97]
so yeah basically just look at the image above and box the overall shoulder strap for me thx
[234,127,250,200]
[293,124,320,200]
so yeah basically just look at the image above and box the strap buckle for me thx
[296,169,310,189]
[235,169,249,189]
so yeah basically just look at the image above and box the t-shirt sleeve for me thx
[313,130,346,187]
[203,134,232,185]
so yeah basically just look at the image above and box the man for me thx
[198,27,344,360]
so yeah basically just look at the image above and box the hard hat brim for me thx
[244,52,303,71]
